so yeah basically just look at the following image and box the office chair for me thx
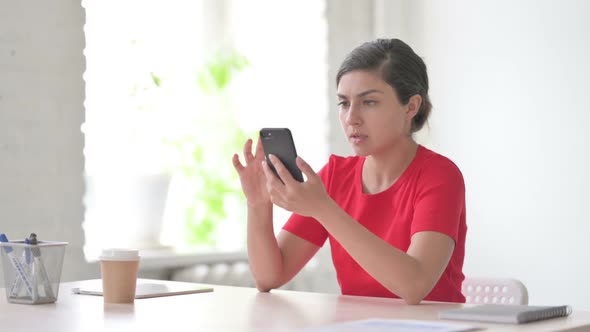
[462,277,529,305]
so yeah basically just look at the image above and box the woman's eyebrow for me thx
[337,89,384,99]
[357,89,384,97]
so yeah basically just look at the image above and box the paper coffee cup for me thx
[99,249,140,303]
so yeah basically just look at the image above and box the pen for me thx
[0,233,34,298]
[8,238,32,297]
[27,236,39,302]
[24,238,32,264]
[28,233,55,300]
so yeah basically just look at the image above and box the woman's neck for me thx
[362,139,419,194]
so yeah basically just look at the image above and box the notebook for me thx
[72,280,213,299]
[439,304,572,324]
[298,319,480,332]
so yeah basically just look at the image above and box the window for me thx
[82,0,328,260]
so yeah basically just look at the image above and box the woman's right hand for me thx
[232,137,271,207]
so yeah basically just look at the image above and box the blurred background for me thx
[1,0,589,308]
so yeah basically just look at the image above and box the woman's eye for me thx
[364,100,377,106]
[337,101,350,108]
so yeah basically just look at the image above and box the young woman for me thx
[232,39,466,304]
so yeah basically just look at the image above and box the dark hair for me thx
[336,39,432,133]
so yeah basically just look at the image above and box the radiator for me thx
[170,246,339,293]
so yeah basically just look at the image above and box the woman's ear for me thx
[406,94,422,120]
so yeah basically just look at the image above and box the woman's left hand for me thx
[262,155,331,217]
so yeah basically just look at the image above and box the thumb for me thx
[296,156,317,180]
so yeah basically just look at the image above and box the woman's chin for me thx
[351,146,370,157]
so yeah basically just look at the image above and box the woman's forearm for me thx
[315,201,429,304]
[246,203,284,291]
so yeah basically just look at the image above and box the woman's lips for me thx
[349,134,367,145]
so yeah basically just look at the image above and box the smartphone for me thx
[259,128,304,182]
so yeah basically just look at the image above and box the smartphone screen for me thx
[259,128,304,182]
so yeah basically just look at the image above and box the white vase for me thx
[83,173,172,255]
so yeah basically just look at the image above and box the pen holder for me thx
[0,240,68,304]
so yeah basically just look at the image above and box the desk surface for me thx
[1,279,589,332]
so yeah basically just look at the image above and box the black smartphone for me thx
[259,128,304,182]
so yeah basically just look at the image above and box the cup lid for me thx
[99,249,140,261]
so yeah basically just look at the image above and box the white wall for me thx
[326,0,376,157]
[373,0,590,308]
[0,0,99,285]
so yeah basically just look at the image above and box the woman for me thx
[232,39,466,304]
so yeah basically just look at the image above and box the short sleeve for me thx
[411,156,465,243]
[281,157,335,247]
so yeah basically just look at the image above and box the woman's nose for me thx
[346,106,362,126]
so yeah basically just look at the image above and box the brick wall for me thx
[0,0,99,284]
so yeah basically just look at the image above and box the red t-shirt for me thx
[282,145,467,303]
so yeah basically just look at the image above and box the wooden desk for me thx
[1,279,589,331]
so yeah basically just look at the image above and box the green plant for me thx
[196,51,249,94]
[165,49,251,246]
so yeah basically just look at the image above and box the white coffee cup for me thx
[99,249,140,303]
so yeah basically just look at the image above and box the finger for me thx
[262,161,290,209]
[269,154,298,186]
[262,160,284,188]
[232,153,245,172]
[243,139,255,163]
[263,161,288,204]
[296,156,317,180]
[254,136,265,160]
